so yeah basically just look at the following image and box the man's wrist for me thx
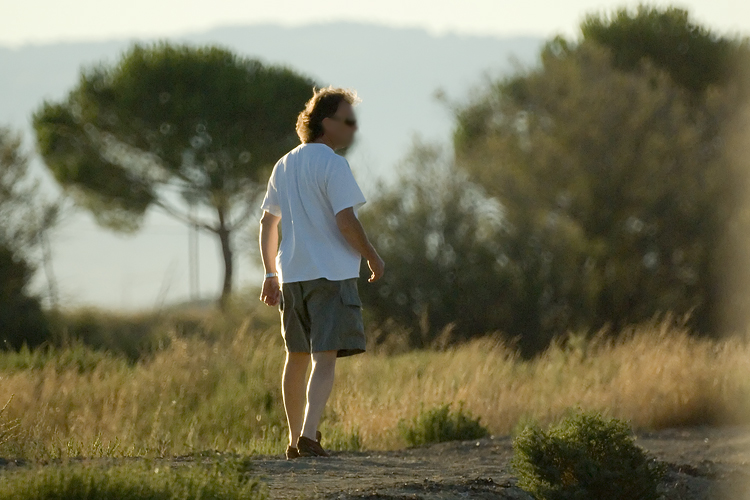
[264,272,278,279]
[363,245,379,262]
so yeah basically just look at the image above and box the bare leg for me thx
[301,350,337,440]
[282,351,310,447]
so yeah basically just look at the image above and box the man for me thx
[258,86,385,459]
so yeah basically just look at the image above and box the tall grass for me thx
[332,320,750,448]
[0,307,747,459]
[0,460,266,500]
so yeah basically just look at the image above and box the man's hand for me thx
[335,207,385,282]
[259,210,281,306]
[367,255,385,282]
[260,276,280,306]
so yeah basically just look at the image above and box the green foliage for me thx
[398,403,488,446]
[452,21,750,353]
[31,293,278,363]
[33,42,314,227]
[51,309,170,362]
[0,244,50,350]
[359,142,513,348]
[0,126,60,259]
[0,126,56,349]
[0,460,266,500]
[365,6,749,354]
[32,42,317,304]
[511,410,665,500]
[580,5,740,96]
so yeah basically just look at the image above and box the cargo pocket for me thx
[339,280,362,308]
[336,280,366,357]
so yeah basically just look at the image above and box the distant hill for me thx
[0,22,541,181]
[0,23,543,309]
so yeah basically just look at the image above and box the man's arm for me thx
[335,207,384,282]
[259,210,281,306]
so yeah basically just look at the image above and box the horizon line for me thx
[0,20,549,51]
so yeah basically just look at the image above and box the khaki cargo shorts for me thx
[279,278,366,358]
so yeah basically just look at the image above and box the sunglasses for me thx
[328,116,357,128]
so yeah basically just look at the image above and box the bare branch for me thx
[227,203,258,231]
[151,198,216,233]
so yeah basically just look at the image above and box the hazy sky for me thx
[1,0,748,47]
[2,0,748,310]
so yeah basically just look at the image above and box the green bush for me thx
[398,403,488,446]
[511,410,665,500]
[0,459,267,500]
[0,244,50,351]
[51,309,170,362]
[49,298,274,362]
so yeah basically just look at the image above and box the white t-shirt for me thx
[260,143,367,283]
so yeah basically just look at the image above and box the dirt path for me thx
[247,426,750,499]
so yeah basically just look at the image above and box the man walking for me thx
[258,87,384,459]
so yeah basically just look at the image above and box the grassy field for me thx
[0,459,267,500]
[0,305,748,461]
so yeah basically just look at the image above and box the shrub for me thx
[51,309,169,362]
[49,298,274,362]
[0,244,50,351]
[398,403,488,446]
[511,410,665,500]
[0,459,267,500]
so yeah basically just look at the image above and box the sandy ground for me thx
[1,425,747,499]
[246,426,750,499]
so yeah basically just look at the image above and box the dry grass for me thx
[0,309,747,459]
[333,320,750,448]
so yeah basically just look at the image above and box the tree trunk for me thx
[40,230,59,310]
[217,209,233,311]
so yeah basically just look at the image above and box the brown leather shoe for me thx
[297,434,329,457]
[285,445,300,460]
[285,431,322,460]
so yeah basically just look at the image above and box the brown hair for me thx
[296,86,360,143]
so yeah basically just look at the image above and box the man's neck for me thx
[313,136,336,150]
